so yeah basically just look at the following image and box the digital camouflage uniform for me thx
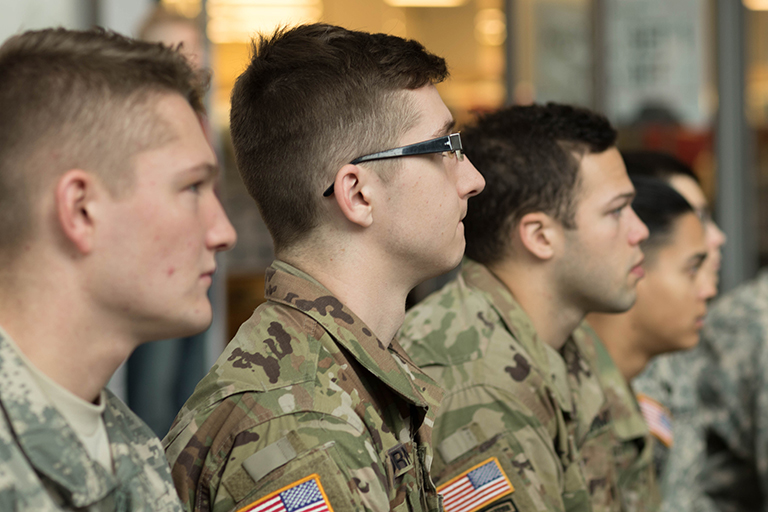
[574,325,660,512]
[632,350,714,512]
[399,259,626,512]
[163,261,444,512]
[0,329,184,512]
[635,270,768,512]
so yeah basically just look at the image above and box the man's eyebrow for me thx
[432,118,456,138]
[688,251,708,268]
[185,162,220,178]
[610,191,636,204]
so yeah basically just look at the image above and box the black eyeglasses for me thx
[322,132,464,197]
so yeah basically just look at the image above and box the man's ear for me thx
[331,163,374,228]
[517,212,559,260]
[55,169,98,255]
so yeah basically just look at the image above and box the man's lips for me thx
[630,257,645,278]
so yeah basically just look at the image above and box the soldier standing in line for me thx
[163,23,485,512]
[0,28,236,510]
[399,103,655,512]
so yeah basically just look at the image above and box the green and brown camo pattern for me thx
[399,259,638,512]
[163,261,444,512]
[574,324,660,512]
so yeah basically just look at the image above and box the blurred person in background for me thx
[0,27,235,510]
[400,102,655,512]
[628,151,732,512]
[126,4,214,438]
[586,175,714,510]
[163,23,485,512]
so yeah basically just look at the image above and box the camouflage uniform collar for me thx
[0,328,116,507]
[577,324,649,441]
[460,259,573,411]
[266,261,431,408]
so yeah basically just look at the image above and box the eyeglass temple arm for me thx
[350,136,458,165]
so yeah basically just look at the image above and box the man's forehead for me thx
[401,84,453,137]
[578,147,633,198]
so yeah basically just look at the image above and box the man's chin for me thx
[594,290,637,315]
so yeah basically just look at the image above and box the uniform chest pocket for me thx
[384,442,441,512]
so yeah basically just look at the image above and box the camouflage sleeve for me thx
[181,411,397,512]
[696,311,768,511]
[0,422,60,510]
[429,384,591,512]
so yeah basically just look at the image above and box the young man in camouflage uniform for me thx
[400,103,655,512]
[0,28,236,510]
[163,23,485,512]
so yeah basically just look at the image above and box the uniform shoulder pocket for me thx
[225,440,364,512]
[434,424,560,512]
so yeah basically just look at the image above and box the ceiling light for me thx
[744,0,768,10]
[384,0,468,7]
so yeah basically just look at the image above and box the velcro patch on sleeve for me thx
[637,393,673,447]
[437,457,514,512]
[236,474,334,512]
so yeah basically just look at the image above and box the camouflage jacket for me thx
[632,352,715,512]
[0,329,183,512]
[163,261,444,512]
[575,325,660,512]
[400,260,624,512]
[635,270,768,512]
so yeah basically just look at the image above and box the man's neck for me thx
[280,249,412,346]
[585,312,649,380]
[489,260,584,351]
[0,268,133,403]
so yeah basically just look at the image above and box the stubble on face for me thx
[555,148,646,315]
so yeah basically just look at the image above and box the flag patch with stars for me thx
[438,457,514,512]
[637,393,673,447]
[236,474,334,512]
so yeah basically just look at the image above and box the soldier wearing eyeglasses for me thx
[163,23,485,512]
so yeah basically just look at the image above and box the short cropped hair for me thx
[630,175,695,260]
[230,23,448,252]
[0,27,207,259]
[462,103,617,266]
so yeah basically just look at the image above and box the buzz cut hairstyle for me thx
[0,27,208,261]
[229,23,449,253]
[622,150,700,184]
[461,102,618,266]
[630,175,695,262]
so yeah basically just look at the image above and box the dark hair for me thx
[230,23,448,252]
[462,102,617,266]
[631,175,695,256]
[0,27,207,259]
[622,150,699,184]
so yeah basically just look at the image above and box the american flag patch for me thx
[438,457,514,512]
[236,474,334,512]
[637,393,673,447]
